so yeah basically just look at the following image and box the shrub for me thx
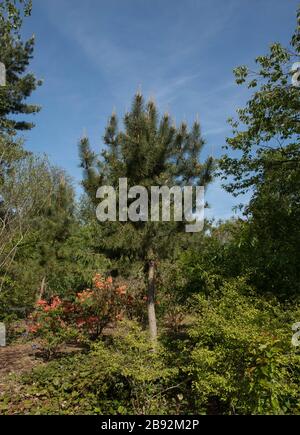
[27,296,79,359]
[27,274,147,357]
[182,278,300,414]
[6,321,179,415]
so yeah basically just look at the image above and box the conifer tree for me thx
[79,93,214,343]
[0,0,41,198]
[0,0,41,135]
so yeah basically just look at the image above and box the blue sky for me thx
[21,0,298,220]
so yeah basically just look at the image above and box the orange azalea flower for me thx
[43,305,51,312]
[28,321,42,333]
[51,296,61,309]
[77,290,94,302]
[36,299,47,306]
[28,325,38,333]
[94,280,105,289]
[93,274,102,283]
[116,285,127,296]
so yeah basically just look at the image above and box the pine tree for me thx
[79,93,214,343]
[24,170,76,297]
[0,0,41,135]
[0,0,41,198]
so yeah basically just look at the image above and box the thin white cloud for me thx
[40,0,238,105]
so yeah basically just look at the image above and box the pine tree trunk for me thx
[147,258,157,345]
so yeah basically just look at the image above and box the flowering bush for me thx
[28,296,79,359]
[74,274,129,337]
[27,274,134,357]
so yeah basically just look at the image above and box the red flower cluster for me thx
[77,289,94,303]
[28,323,41,334]
[106,276,113,285]
[36,296,62,312]
[28,274,134,340]
[93,274,113,290]
[28,297,63,334]
[116,285,127,296]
